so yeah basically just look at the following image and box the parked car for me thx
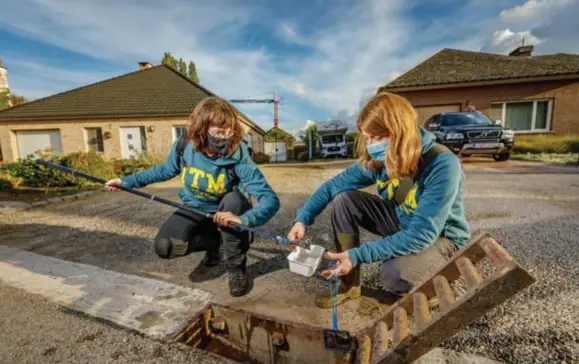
[424,111,515,161]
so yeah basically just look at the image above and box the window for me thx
[173,126,187,141]
[85,127,104,152]
[440,112,494,127]
[491,100,552,132]
[321,135,344,144]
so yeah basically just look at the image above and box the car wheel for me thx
[493,152,510,162]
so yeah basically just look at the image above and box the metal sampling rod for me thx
[35,158,298,246]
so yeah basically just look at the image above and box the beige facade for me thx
[0,115,264,162]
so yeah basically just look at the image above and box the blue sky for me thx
[1,0,578,134]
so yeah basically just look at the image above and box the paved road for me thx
[1,160,578,363]
[0,281,230,364]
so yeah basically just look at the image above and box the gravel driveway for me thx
[1,159,578,364]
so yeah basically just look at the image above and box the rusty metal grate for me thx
[353,232,536,364]
[174,308,211,349]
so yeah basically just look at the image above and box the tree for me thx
[264,127,295,149]
[161,52,200,83]
[188,61,199,83]
[0,89,10,111]
[178,58,187,76]
[302,124,319,152]
[11,94,28,106]
[161,52,178,71]
[346,131,358,143]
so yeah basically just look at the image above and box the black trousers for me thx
[331,190,457,295]
[153,190,252,269]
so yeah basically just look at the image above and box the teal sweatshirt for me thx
[121,140,280,227]
[295,127,471,266]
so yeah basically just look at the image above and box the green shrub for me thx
[2,156,72,188]
[0,169,23,189]
[110,153,164,176]
[252,152,270,164]
[513,134,579,154]
[297,151,309,162]
[1,151,119,189]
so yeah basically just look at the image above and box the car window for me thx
[440,112,494,126]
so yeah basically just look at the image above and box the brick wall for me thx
[0,115,264,162]
[391,79,579,135]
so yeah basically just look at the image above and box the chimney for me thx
[509,45,534,57]
[138,61,154,70]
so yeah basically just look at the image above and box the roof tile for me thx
[0,65,265,134]
[384,48,579,89]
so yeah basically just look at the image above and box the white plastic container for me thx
[287,244,325,277]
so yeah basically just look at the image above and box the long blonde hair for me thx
[356,92,421,179]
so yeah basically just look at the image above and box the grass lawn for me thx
[511,152,579,166]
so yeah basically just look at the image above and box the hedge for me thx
[513,134,579,154]
[0,152,162,190]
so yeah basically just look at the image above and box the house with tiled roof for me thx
[0,62,266,162]
[379,45,579,135]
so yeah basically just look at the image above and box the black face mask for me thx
[207,134,231,156]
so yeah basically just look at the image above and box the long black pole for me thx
[35,158,295,246]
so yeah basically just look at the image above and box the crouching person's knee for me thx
[219,190,251,215]
[154,237,172,259]
[154,237,191,259]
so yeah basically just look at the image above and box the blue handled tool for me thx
[322,261,357,353]
[35,158,298,246]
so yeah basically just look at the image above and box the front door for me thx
[120,127,144,159]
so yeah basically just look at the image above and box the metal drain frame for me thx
[353,232,536,364]
[173,232,535,364]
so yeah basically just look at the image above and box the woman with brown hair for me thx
[287,92,470,308]
[105,96,280,297]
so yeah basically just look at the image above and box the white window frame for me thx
[172,125,187,142]
[491,99,553,133]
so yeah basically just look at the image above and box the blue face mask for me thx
[367,140,388,161]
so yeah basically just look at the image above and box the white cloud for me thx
[499,0,572,24]
[0,0,418,130]
[2,0,578,133]
[3,57,115,99]
[492,0,579,54]
[292,83,307,97]
[278,22,302,44]
[486,29,543,54]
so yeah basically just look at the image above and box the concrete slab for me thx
[0,245,211,341]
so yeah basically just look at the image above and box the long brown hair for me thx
[187,96,245,155]
[356,92,421,179]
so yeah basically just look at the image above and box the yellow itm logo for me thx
[180,167,227,194]
[378,178,418,214]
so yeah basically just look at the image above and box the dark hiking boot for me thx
[228,266,252,297]
[202,249,221,267]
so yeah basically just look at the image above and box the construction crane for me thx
[228,93,283,128]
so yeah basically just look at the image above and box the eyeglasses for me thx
[208,126,234,139]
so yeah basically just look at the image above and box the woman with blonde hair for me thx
[287,92,470,308]
[105,96,280,297]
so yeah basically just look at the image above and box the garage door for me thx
[17,130,63,159]
[415,104,461,126]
